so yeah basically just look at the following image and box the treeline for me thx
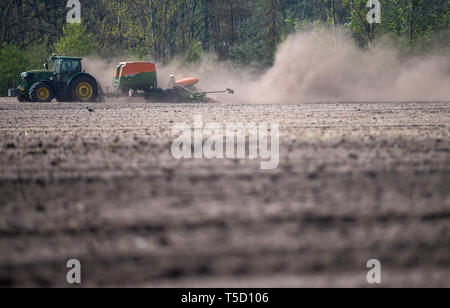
[0,0,449,94]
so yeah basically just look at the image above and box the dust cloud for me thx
[82,30,450,103]
[82,58,118,93]
[251,31,450,103]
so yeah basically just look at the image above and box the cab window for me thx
[61,60,81,73]
[51,60,61,74]
[60,60,82,81]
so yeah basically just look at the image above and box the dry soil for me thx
[0,98,449,287]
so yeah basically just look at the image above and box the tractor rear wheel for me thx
[69,76,98,102]
[29,82,55,103]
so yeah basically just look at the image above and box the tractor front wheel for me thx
[29,82,55,103]
[17,94,26,102]
[69,76,98,102]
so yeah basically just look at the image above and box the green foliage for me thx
[229,17,268,67]
[0,44,28,96]
[25,40,51,70]
[284,18,301,34]
[343,0,372,47]
[185,41,203,63]
[54,24,96,57]
[344,0,450,51]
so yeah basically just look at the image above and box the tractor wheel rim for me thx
[76,82,93,101]
[37,88,50,100]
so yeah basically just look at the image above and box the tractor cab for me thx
[47,56,83,83]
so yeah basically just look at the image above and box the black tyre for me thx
[163,88,180,102]
[120,87,130,96]
[69,75,98,102]
[143,88,164,101]
[17,94,26,102]
[29,82,55,103]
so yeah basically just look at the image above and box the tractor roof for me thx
[50,55,83,61]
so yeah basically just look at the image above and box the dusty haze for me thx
[252,31,450,103]
[84,31,450,103]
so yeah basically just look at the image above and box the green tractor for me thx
[8,55,98,102]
